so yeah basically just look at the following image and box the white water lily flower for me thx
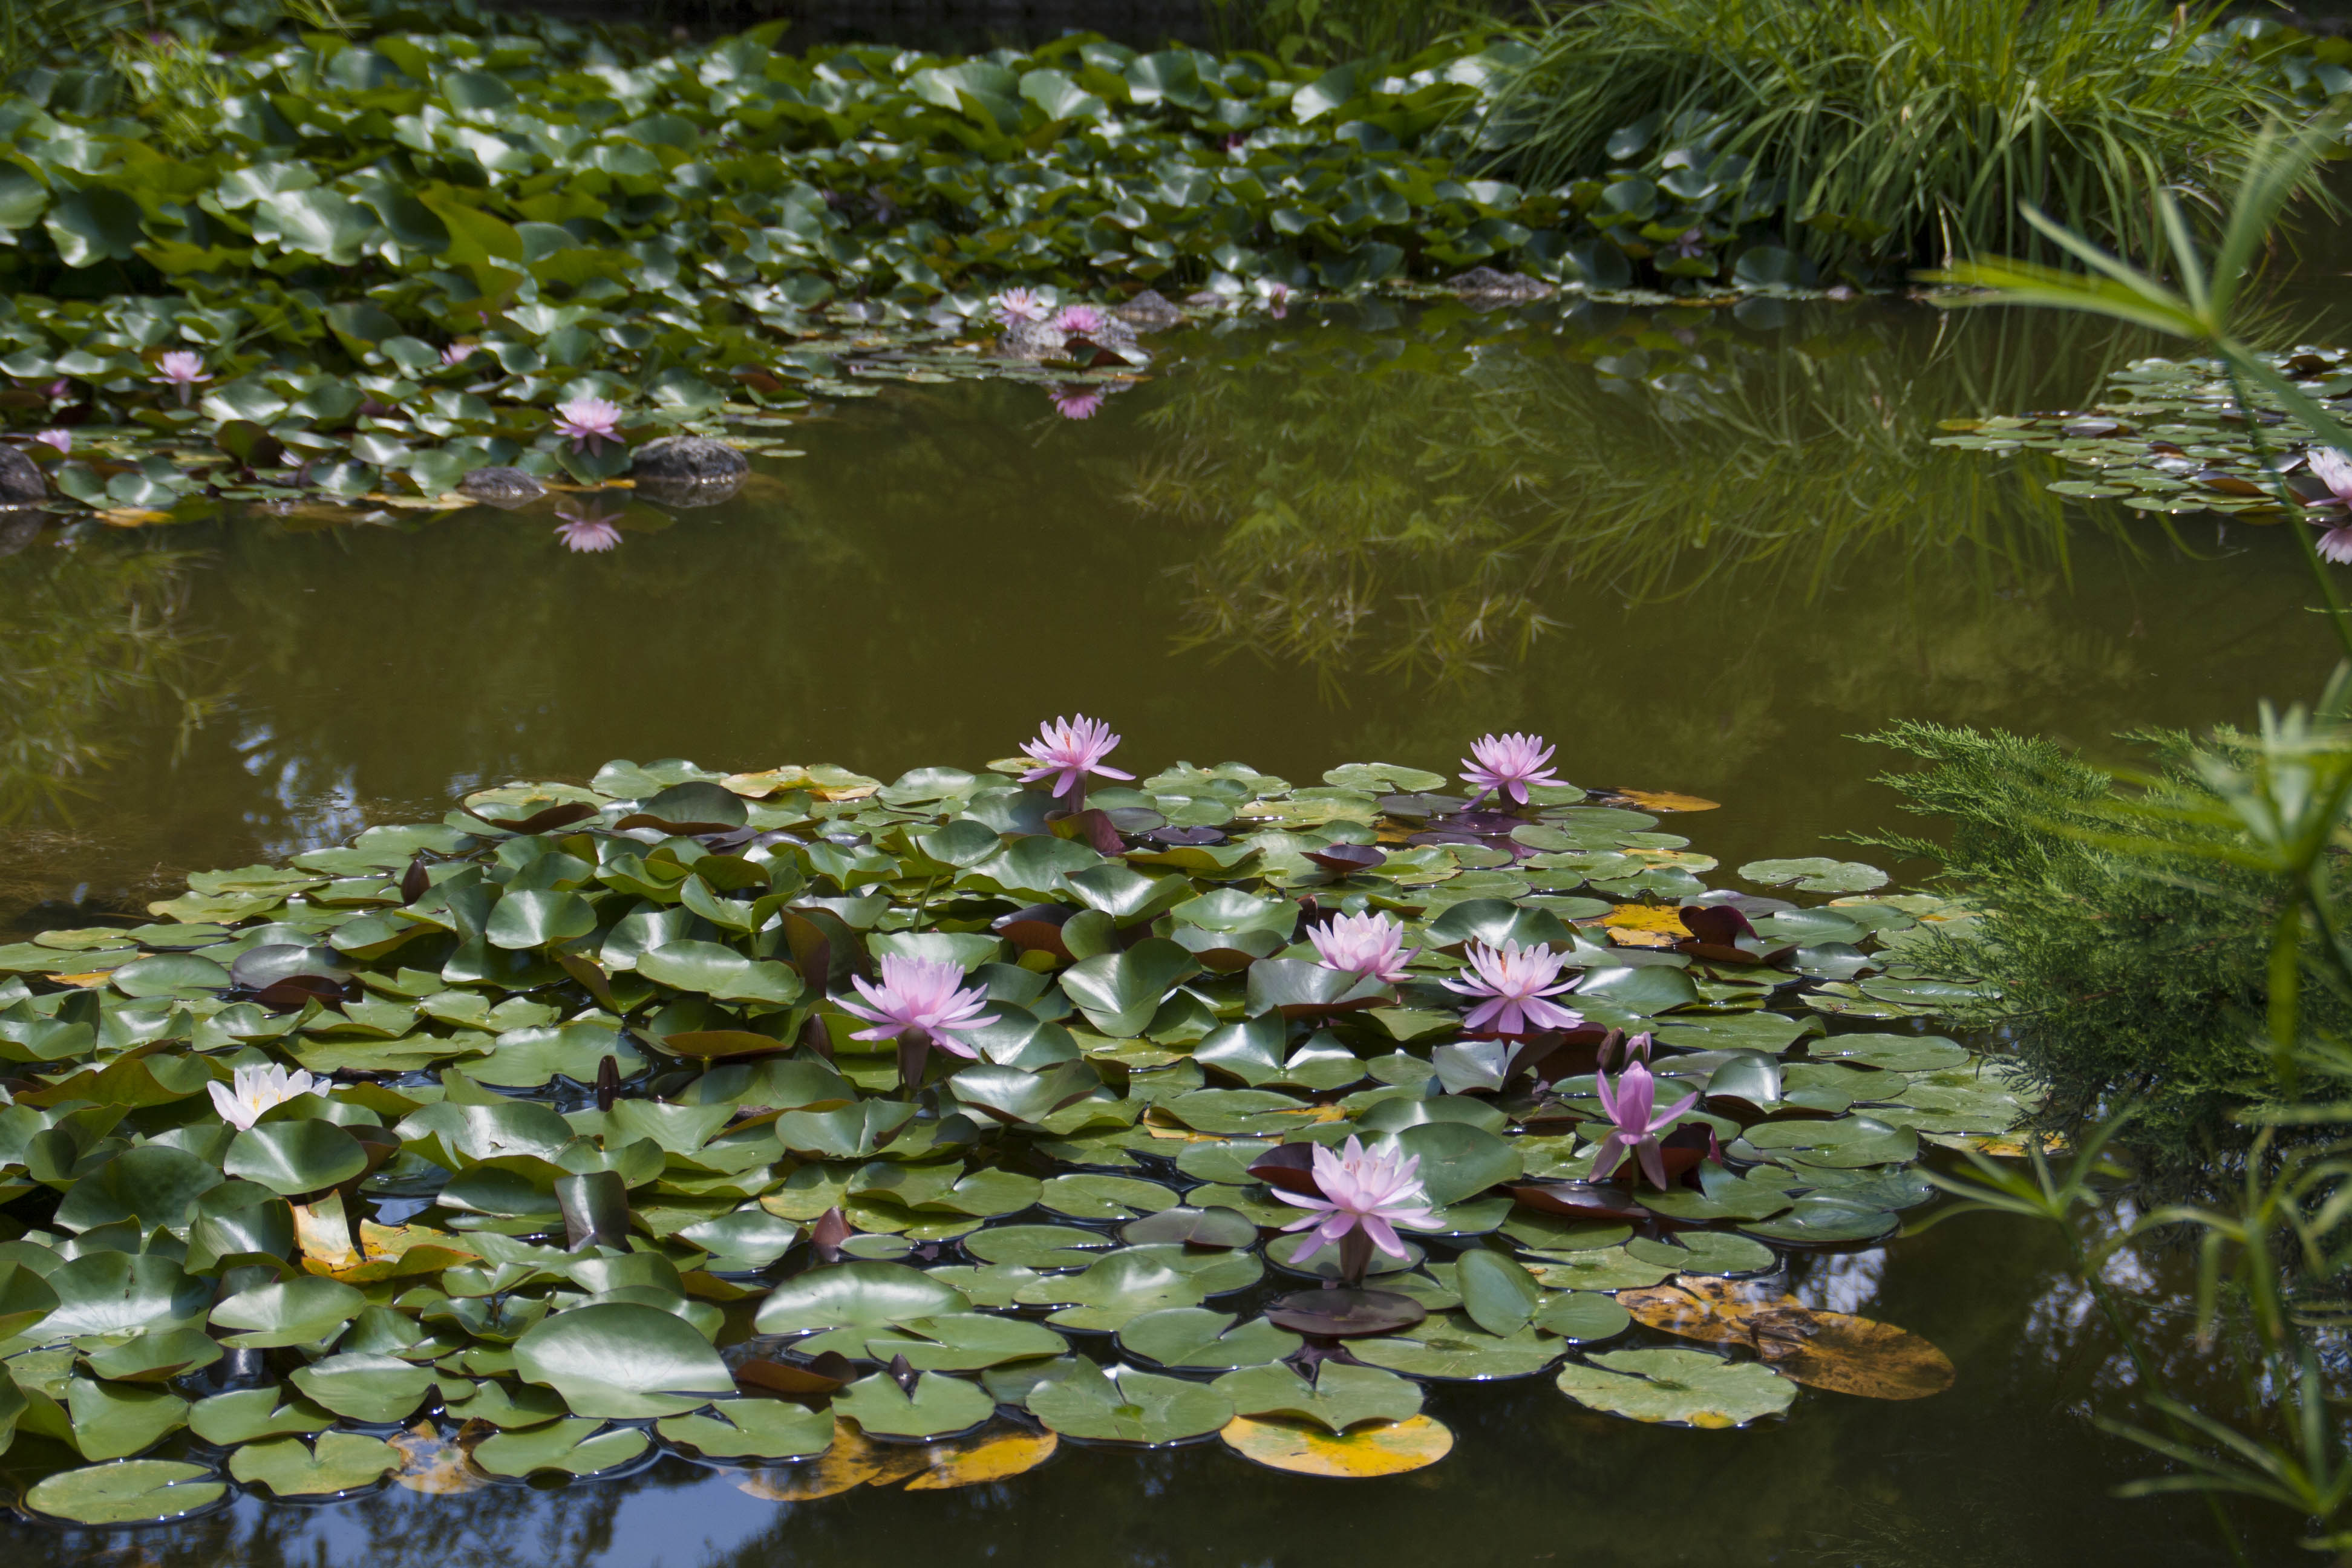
[209,1063,322,1130]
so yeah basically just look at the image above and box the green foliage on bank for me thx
[1857,720,2352,1186]
[1476,0,2347,275]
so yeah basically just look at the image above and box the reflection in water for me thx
[1134,298,2159,688]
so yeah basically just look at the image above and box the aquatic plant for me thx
[206,1061,321,1129]
[1442,939,1583,1035]
[1276,1135,1439,1282]
[0,730,1997,1517]
[1477,0,2313,274]
[1460,731,1561,805]
[1588,1060,1699,1188]
[552,398,626,457]
[1016,714,1132,809]
[1308,910,1416,983]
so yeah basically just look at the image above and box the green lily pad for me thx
[832,1370,996,1439]
[25,1460,226,1524]
[229,1431,400,1496]
[1026,1358,1233,1445]
[512,1302,734,1418]
[1036,1173,1179,1220]
[1352,1308,1566,1380]
[1532,1290,1633,1341]
[960,1224,1120,1270]
[656,1399,835,1459]
[210,1276,367,1348]
[1523,1247,1674,1292]
[289,1353,443,1424]
[1627,1232,1779,1275]
[838,1313,1069,1372]
[1555,1347,1794,1427]
[474,1417,652,1477]
[1210,1362,1422,1432]
[187,1388,333,1445]
[1737,858,1889,895]
[755,1262,973,1332]
[1115,1307,1301,1371]
[1452,1247,1543,1336]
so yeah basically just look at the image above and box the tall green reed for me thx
[1478,0,2307,273]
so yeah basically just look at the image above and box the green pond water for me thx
[0,290,2337,1563]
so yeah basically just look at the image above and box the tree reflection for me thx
[1132,298,2163,690]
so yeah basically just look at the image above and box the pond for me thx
[0,289,2336,1564]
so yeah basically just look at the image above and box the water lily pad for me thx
[656,1399,836,1460]
[733,1420,931,1500]
[1210,1361,1421,1432]
[210,1276,367,1348]
[1614,1276,1955,1399]
[755,1261,972,1333]
[1269,1229,1423,1280]
[474,1417,652,1477]
[1116,1307,1301,1370]
[960,1225,1119,1270]
[832,1370,996,1439]
[1737,858,1888,895]
[901,1422,1060,1489]
[289,1354,443,1424]
[1036,1173,1179,1220]
[1219,1413,1453,1477]
[1351,1312,1564,1380]
[1452,1247,1543,1336]
[1026,1358,1233,1445]
[1626,1232,1778,1275]
[1532,1290,1633,1341]
[1524,1247,1673,1292]
[229,1432,399,1496]
[837,1313,1069,1372]
[25,1460,226,1524]
[513,1302,734,1418]
[1555,1347,1794,1427]
[187,1388,333,1445]
[1119,1206,1261,1249]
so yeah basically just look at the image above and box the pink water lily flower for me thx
[552,396,624,455]
[2306,448,2352,563]
[1278,1134,1440,1266]
[209,1063,322,1131]
[442,343,475,367]
[29,430,68,453]
[1589,1060,1699,1189]
[152,350,209,405]
[1309,911,1417,984]
[1049,385,1104,420]
[1460,730,1561,805]
[1018,714,1133,806]
[993,287,1051,324]
[555,517,622,553]
[838,955,998,1088]
[1052,304,1107,338]
[1264,280,1294,319]
[1443,939,1584,1035]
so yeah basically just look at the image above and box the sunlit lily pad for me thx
[1115,1307,1301,1370]
[473,1418,653,1477]
[831,1371,996,1440]
[1027,1359,1234,1445]
[1351,1312,1565,1380]
[1210,1362,1421,1431]
[656,1399,837,1460]
[228,1432,400,1496]
[24,1460,227,1524]
[1219,1413,1454,1477]
[1555,1348,1794,1427]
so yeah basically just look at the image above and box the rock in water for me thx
[1447,266,1551,300]
[1116,290,1184,328]
[0,509,42,557]
[630,435,749,485]
[459,466,546,506]
[0,443,46,505]
[998,319,1065,361]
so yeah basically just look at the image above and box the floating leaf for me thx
[1115,1307,1301,1371]
[474,1418,652,1477]
[1027,1358,1233,1444]
[1210,1362,1421,1432]
[1612,1276,1955,1399]
[1219,1413,1453,1477]
[512,1303,734,1418]
[831,1370,996,1439]
[1556,1347,1793,1426]
[229,1432,399,1496]
[25,1460,226,1524]
[656,1399,836,1460]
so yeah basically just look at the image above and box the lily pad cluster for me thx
[0,0,1884,519]
[1932,345,2352,517]
[0,747,2014,1520]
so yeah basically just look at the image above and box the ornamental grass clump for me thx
[1480,0,2308,272]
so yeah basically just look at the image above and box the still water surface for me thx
[0,292,2333,1563]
